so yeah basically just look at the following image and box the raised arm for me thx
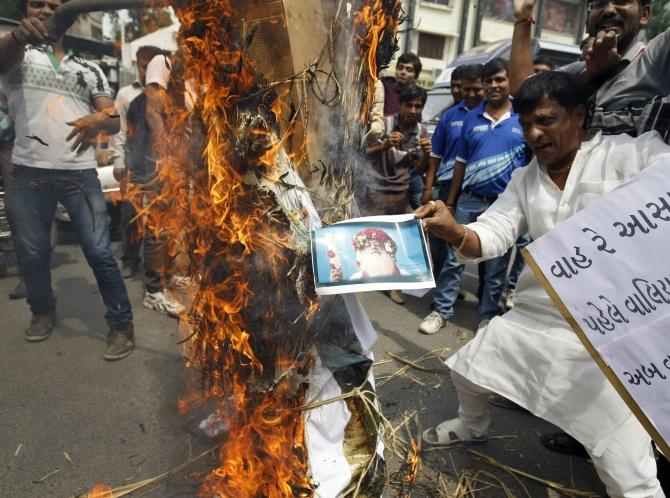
[0,17,50,74]
[509,0,539,93]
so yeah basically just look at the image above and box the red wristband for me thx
[10,30,26,47]
[514,17,535,26]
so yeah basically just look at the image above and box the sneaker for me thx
[9,279,27,300]
[24,310,56,342]
[104,323,134,361]
[121,261,138,279]
[388,289,405,305]
[143,289,186,318]
[170,275,193,289]
[419,311,444,335]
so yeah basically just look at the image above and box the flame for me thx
[121,1,400,495]
[353,0,402,124]
[86,483,113,498]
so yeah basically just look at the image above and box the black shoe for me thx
[9,279,27,300]
[540,432,589,459]
[121,262,138,279]
[24,310,56,342]
[104,323,134,361]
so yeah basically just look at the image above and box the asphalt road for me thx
[0,232,606,498]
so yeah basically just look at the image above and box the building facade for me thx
[394,0,587,87]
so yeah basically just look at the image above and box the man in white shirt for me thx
[111,45,163,279]
[0,0,134,360]
[418,72,668,497]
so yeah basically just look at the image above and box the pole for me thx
[404,0,416,53]
[457,0,470,54]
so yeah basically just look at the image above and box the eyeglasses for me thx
[587,0,635,11]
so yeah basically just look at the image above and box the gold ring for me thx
[428,200,436,207]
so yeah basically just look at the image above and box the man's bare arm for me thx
[445,160,466,208]
[65,96,120,153]
[509,0,538,93]
[145,83,168,138]
[415,200,482,258]
[0,18,50,74]
[421,156,440,205]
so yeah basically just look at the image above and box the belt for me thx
[463,188,498,204]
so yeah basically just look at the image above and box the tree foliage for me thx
[0,3,22,20]
[646,0,670,40]
[118,8,173,42]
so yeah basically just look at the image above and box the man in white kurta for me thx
[418,71,668,498]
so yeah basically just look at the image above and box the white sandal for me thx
[422,418,488,447]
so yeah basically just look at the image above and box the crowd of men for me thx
[1,0,670,495]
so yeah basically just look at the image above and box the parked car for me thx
[424,38,582,138]
[55,159,120,224]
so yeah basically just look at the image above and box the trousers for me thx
[451,371,665,498]
[6,165,132,329]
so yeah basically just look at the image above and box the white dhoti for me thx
[442,132,670,498]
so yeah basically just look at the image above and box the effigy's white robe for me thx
[447,131,670,457]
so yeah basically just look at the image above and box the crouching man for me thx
[417,71,668,498]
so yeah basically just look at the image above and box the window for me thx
[540,0,584,36]
[91,25,103,40]
[421,0,453,6]
[481,0,515,22]
[418,32,446,60]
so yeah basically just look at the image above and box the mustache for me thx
[595,16,625,32]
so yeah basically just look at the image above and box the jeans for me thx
[429,181,450,278]
[408,172,424,210]
[6,165,132,329]
[505,231,532,292]
[121,197,165,293]
[433,191,510,321]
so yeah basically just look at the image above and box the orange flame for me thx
[122,1,400,496]
[86,483,113,498]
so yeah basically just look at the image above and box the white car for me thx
[55,164,121,222]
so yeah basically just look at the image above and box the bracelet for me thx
[454,226,469,253]
[514,17,535,26]
[10,30,25,47]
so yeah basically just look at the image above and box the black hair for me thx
[579,36,591,50]
[136,46,165,61]
[482,57,509,79]
[18,0,69,15]
[533,55,556,70]
[399,84,427,105]
[459,64,484,82]
[451,65,464,81]
[397,52,422,78]
[513,71,589,116]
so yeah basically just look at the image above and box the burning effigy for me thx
[50,0,401,495]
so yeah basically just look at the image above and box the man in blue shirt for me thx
[422,64,485,280]
[419,58,528,335]
[422,64,485,206]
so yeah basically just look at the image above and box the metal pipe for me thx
[45,0,153,41]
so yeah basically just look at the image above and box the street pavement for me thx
[0,232,606,498]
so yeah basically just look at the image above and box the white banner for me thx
[524,162,670,456]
